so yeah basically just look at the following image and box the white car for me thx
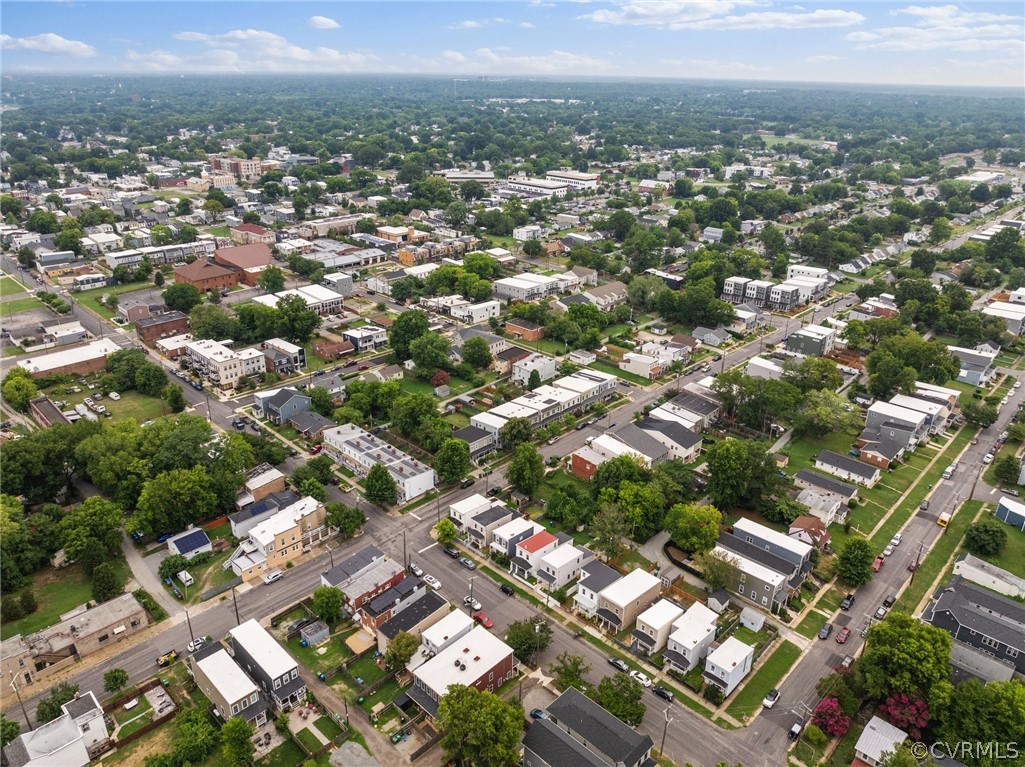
[890,533,902,547]
[1015,381,1022,389]
[463,596,482,611]
[629,670,652,688]
[84,397,93,405]
[1001,397,1009,406]
[983,454,994,464]
[423,574,441,590]
[409,562,423,577]
[187,638,205,653]
[883,545,894,557]
[108,392,121,400]
[762,689,780,709]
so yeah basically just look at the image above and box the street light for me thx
[659,706,674,757]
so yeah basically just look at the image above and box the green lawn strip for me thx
[116,711,154,740]
[725,640,802,721]
[113,695,153,725]
[313,715,343,740]
[610,548,654,573]
[0,275,30,295]
[793,737,828,766]
[257,739,306,767]
[74,283,153,319]
[347,654,388,686]
[0,296,45,314]
[893,500,985,614]
[586,360,651,386]
[356,678,404,713]
[794,609,830,639]
[204,226,231,237]
[295,727,323,753]
[983,442,1017,486]
[479,565,545,608]
[782,431,858,473]
[974,511,1025,580]
[825,722,865,767]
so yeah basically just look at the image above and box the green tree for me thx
[257,264,286,293]
[220,717,255,767]
[527,369,542,390]
[695,549,740,592]
[0,714,19,749]
[862,613,952,710]
[103,668,129,696]
[435,439,470,484]
[992,455,1021,486]
[461,336,494,370]
[131,466,218,536]
[784,357,844,393]
[794,390,863,438]
[437,685,523,767]
[92,562,125,603]
[134,363,168,397]
[36,682,79,723]
[391,393,438,437]
[276,293,320,343]
[548,652,590,692]
[187,304,239,340]
[508,443,544,497]
[505,618,552,665]
[364,463,398,506]
[60,496,123,563]
[595,673,646,726]
[164,383,187,413]
[498,417,533,449]
[324,502,365,539]
[158,554,190,581]
[172,708,218,764]
[961,400,999,428]
[664,503,722,554]
[384,630,420,670]
[388,309,429,360]
[162,282,203,313]
[410,332,452,373]
[590,504,627,562]
[964,518,1008,556]
[2,370,38,412]
[435,517,459,546]
[837,536,875,586]
[311,585,344,625]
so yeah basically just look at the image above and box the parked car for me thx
[883,594,896,608]
[529,708,548,720]
[423,574,441,589]
[409,562,423,577]
[460,478,476,489]
[919,500,929,510]
[983,454,994,464]
[263,570,283,584]
[653,685,674,703]
[818,623,834,640]
[500,584,515,596]
[836,627,851,644]
[358,365,370,371]
[762,689,780,709]
[443,546,459,558]
[108,392,121,401]
[487,487,501,497]
[187,638,205,653]
[874,606,888,620]
[472,611,493,628]
[629,670,652,688]
[872,556,885,571]
[157,650,179,667]
[463,596,482,611]
[607,657,629,672]
[840,594,856,611]
[458,557,476,570]
[883,545,894,557]
[309,445,323,455]
[788,718,804,741]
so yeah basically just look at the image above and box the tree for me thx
[103,668,130,696]
[508,443,544,497]
[220,717,255,767]
[0,714,19,749]
[964,518,1008,556]
[961,399,999,428]
[173,707,218,764]
[784,357,844,393]
[2,371,38,412]
[188,304,239,340]
[276,293,320,343]
[527,369,542,390]
[435,439,470,484]
[695,549,740,592]
[162,282,203,313]
[257,264,286,293]
[409,333,452,373]
[862,612,952,709]
[384,630,420,670]
[878,692,930,740]
[388,309,429,360]
[498,417,533,449]
[664,503,722,554]
[933,678,1025,763]
[992,455,1021,486]
[164,383,187,413]
[158,554,190,581]
[461,336,493,370]
[324,502,365,539]
[812,697,851,737]
[60,496,123,563]
[794,390,862,438]
[131,466,218,536]
[837,536,875,586]
[590,504,627,562]
[505,618,552,665]
[134,363,168,397]
[311,585,344,625]
[92,562,125,602]
[37,682,78,723]
[435,518,459,546]
[364,463,398,506]
[595,673,646,726]
[548,652,590,692]
[437,686,523,767]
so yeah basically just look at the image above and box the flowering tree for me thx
[812,697,851,737]
[879,693,930,739]
[431,370,451,387]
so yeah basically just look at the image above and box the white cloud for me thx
[0,32,95,57]
[687,9,864,30]
[528,0,555,6]
[520,22,537,28]
[850,4,1024,52]
[582,2,862,30]
[662,57,771,74]
[804,54,844,62]
[450,17,511,30]
[894,5,1021,26]
[414,47,613,75]
[308,16,340,30]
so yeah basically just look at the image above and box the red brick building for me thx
[213,243,273,285]
[229,225,276,246]
[135,311,190,344]
[173,259,240,292]
[505,319,545,342]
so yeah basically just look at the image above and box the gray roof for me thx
[816,450,879,480]
[546,687,653,766]
[613,423,670,462]
[638,417,702,450]
[669,391,720,415]
[289,410,335,434]
[378,590,448,639]
[718,532,796,578]
[323,545,384,584]
[794,469,858,499]
[63,693,100,720]
[522,718,607,767]
[578,561,621,593]
[452,425,492,444]
[857,426,907,460]
[265,386,307,410]
[471,505,513,528]
[364,575,421,618]
[455,327,504,347]
[924,575,1025,649]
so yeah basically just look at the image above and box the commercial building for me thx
[504,176,569,198]
[173,258,240,292]
[17,338,121,378]
[545,169,600,190]
[213,243,273,285]
[135,310,190,344]
[323,424,436,504]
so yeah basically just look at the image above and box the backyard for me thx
[347,653,389,687]
[287,626,357,675]
[973,511,1025,580]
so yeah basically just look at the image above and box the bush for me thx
[133,588,168,622]
[681,667,704,692]
[19,590,37,615]
[702,684,724,705]
[1,599,25,623]
[804,724,828,748]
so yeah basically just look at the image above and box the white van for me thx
[263,570,283,584]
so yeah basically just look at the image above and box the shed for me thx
[708,590,730,614]
[739,607,764,632]
[300,620,330,647]
[166,528,212,560]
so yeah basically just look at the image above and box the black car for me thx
[460,478,476,489]
[883,594,896,608]
[840,594,856,611]
[653,685,674,703]
[443,546,460,558]
[788,717,804,741]
[607,657,629,672]
[818,622,834,640]
[487,487,501,497]
[500,584,515,596]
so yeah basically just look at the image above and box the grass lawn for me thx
[0,275,30,295]
[0,558,130,640]
[257,739,306,767]
[356,678,405,714]
[116,710,155,740]
[541,469,592,498]
[794,609,830,640]
[730,626,773,655]
[825,723,865,767]
[313,716,343,740]
[105,390,170,424]
[74,283,153,319]
[972,510,1025,580]
[398,377,435,397]
[443,411,471,429]
[782,430,859,474]
[610,548,654,573]
[113,695,153,726]
[347,654,388,687]
[204,226,231,237]
[295,727,323,753]
[287,629,356,675]
[587,360,651,386]
[0,296,45,314]
[983,443,1017,486]
[725,640,802,721]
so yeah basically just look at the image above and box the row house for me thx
[631,599,685,657]
[192,647,269,726]
[323,424,436,504]
[229,619,306,710]
[227,497,331,581]
[490,517,545,559]
[536,543,593,590]
[448,494,515,550]
[664,602,719,674]
[595,569,662,634]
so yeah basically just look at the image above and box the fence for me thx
[199,576,242,602]
[270,599,314,632]
[105,678,179,749]
[409,722,444,762]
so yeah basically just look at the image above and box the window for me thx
[489,672,494,681]
[738,586,745,596]
[1007,648,1019,658]
[981,636,999,649]
[131,619,140,627]
[764,584,770,591]
[242,697,249,709]
[762,596,768,606]
[98,634,109,642]
[291,669,297,680]
[82,722,90,732]
[232,704,239,715]
[739,573,746,583]
[274,678,281,689]
[17,659,24,668]
[251,693,258,704]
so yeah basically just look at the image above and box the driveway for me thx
[122,534,182,616]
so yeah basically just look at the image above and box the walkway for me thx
[301,669,398,764]
[121,533,182,616]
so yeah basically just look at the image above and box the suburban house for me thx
[853,716,908,767]
[191,646,268,725]
[663,603,719,673]
[573,561,622,619]
[408,626,516,718]
[289,411,335,441]
[731,518,813,575]
[229,619,306,710]
[703,637,754,698]
[230,490,300,539]
[377,590,449,654]
[489,517,545,559]
[227,496,331,581]
[253,387,311,425]
[794,469,859,504]
[320,547,406,618]
[166,527,212,560]
[620,352,667,380]
[448,494,515,550]
[341,325,388,352]
[631,599,685,657]
[512,353,558,387]
[864,401,928,446]
[582,281,628,311]
[323,424,436,504]
[2,690,108,767]
[947,345,997,386]
[536,543,594,590]
[451,425,497,465]
[922,575,1025,675]
[995,495,1025,531]
[595,569,662,633]
[795,486,845,527]
[235,463,287,508]
[856,422,915,469]
[788,516,831,550]
[523,688,653,767]
[692,326,731,347]
[452,328,510,360]
[814,450,881,487]
[637,418,702,463]
[511,530,563,579]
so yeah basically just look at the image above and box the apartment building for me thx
[227,496,330,581]
[185,338,266,389]
[786,324,837,357]
[252,285,344,315]
[341,325,388,352]
[229,224,276,246]
[545,169,600,190]
[323,424,436,504]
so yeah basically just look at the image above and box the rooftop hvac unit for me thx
[460,663,466,671]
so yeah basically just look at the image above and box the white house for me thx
[703,637,754,697]
[512,353,558,387]
[451,300,501,324]
[631,599,685,656]
[620,352,666,380]
[490,517,545,559]
[513,224,543,241]
[2,690,108,767]
[664,603,719,673]
[573,561,622,618]
[537,543,593,590]
[853,716,908,767]
[511,530,561,580]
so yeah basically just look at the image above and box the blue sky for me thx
[2,1,1022,88]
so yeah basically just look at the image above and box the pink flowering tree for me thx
[879,693,930,740]
[812,697,852,737]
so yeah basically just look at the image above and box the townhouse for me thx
[814,450,881,487]
[489,517,545,559]
[356,575,425,634]
[323,424,436,504]
[708,544,788,611]
[341,325,388,352]
[450,300,501,324]
[947,345,997,387]
[493,273,567,302]
[582,281,628,312]
[732,518,813,574]
[620,352,667,380]
[229,619,306,710]
[227,496,331,581]
[785,324,837,357]
[631,599,685,657]
[448,494,515,550]
[663,602,719,674]
[510,530,563,580]
[703,637,754,698]
[185,338,265,389]
[636,418,702,463]
[573,561,622,619]
[377,590,449,654]
[595,569,662,633]
[536,543,594,590]
[191,647,269,726]
[864,401,929,445]
[320,547,406,618]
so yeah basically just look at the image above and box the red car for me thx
[358,365,370,371]
[472,611,493,628]
[872,556,885,572]
[835,627,851,644]
[309,445,323,455]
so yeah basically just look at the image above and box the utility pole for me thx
[185,607,195,644]
[402,530,408,572]
[231,586,241,625]
[9,672,32,731]
[659,706,674,757]
[468,575,477,604]
[909,542,924,584]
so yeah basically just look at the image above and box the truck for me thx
[941,463,957,479]
[937,511,952,527]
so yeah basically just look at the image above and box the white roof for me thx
[706,636,753,670]
[492,516,542,540]
[414,626,513,698]
[196,648,259,703]
[794,323,835,340]
[471,411,508,430]
[449,493,491,519]
[712,545,786,587]
[669,603,719,649]
[889,393,945,417]
[229,619,296,679]
[266,337,302,354]
[540,542,586,570]
[914,381,961,401]
[247,497,321,546]
[998,495,1025,516]
[732,518,812,559]
[982,302,1025,319]
[421,609,474,648]
[18,338,121,375]
[856,716,909,762]
[636,599,685,630]
[599,568,660,607]
[867,400,927,425]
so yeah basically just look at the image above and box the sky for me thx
[1,1,1023,89]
